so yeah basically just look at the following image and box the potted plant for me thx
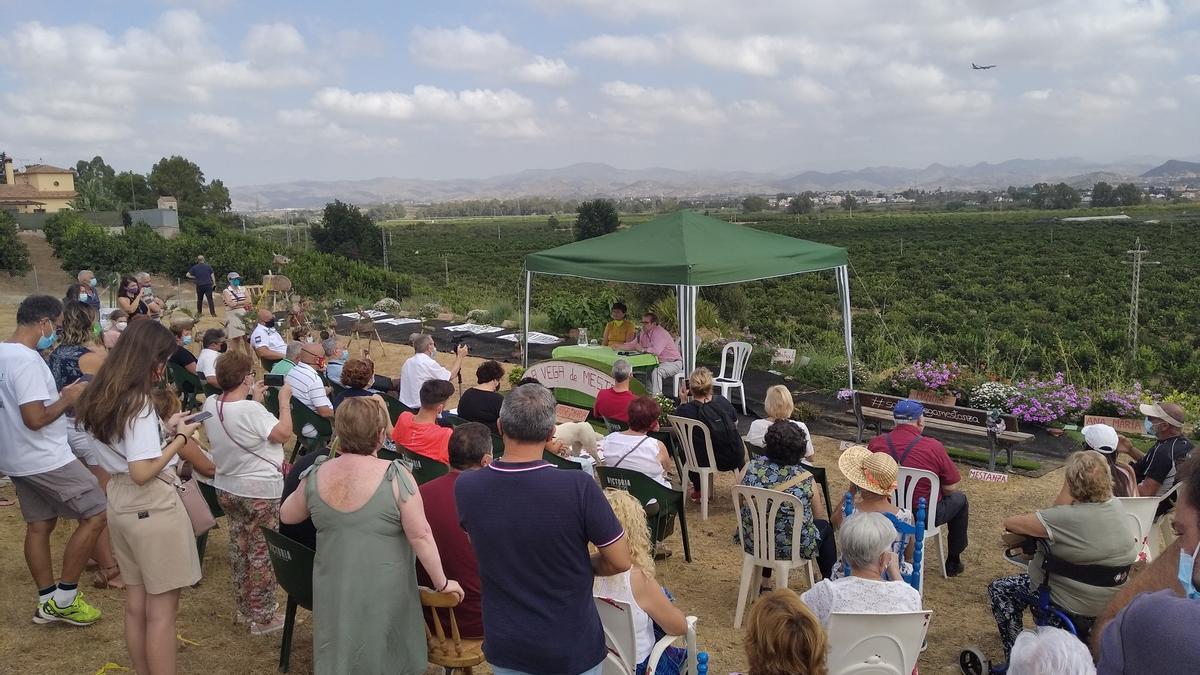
[889,361,964,407]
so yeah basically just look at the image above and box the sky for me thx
[1,0,1198,186]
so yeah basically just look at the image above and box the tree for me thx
[72,156,120,211]
[1113,183,1143,207]
[205,179,231,213]
[575,199,619,241]
[310,200,383,265]
[113,171,154,211]
[546,214,560,231]
[1091,181,1115,207]
[842,194,858,211]
[741,195,769,213]
[1049,183,1082,209]
[147,155,231,218]
[0,211,31,276]
[787,194,814,214]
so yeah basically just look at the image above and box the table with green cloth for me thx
[546,345,655,409]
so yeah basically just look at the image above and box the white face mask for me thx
[115,321,128,332]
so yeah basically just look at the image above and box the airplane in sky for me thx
[971,62,997,70]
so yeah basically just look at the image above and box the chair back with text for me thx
[399,447,450,484]
[827,610,932,675]
[596,465,692,562]
[261,527,316,672]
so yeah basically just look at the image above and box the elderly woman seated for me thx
[799,512,922,627]
[744,385,814,462]
[988,450,1139,659]
[737,420,838,585]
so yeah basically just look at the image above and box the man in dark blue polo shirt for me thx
[186,255,216,317]
[456,383,631,675]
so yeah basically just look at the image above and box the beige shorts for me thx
[106,473,201,594]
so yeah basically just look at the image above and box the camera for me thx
[450,335,469,353]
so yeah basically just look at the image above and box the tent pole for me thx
[838,266,854,390]
[522,269,532,368]
[688,286,697,376]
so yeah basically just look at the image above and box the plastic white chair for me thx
[827,610,932,675]
[595,597,699,675]
[668,414,720,520]
[714,341,752,414]
[731,485,818,628]
[1115,496,1160,561]
[893,468,947,579]
[1147,482,1181,558]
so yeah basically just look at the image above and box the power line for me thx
[1123,237,1159,354]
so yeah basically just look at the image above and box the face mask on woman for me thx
[231,278,242,287]
[79,293,90,304]
[126,285,139,297]
[115,321,128,332]
[340,349,350,361]
[182,335,193,346]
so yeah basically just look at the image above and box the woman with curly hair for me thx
[744,588,828,675]
[593,488,689,675]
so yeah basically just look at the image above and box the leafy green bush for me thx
[541,287,620,335]
[647,295,723,334]
[0,212,31,276]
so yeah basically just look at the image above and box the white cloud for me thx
[1022,89,1052,100]
[409,26,525,71]
[1105,73,1140,97]
[243,22,306,59]
[926,90,992,115]
[573,34,671,64]
[512,56,578,85]
[1185,74,1200,85]
[730,99,781,119]
[188,112,241,138]
[1153,96,1179,111]
[881,63,950,92]
[788,76,836,104]
[574,29,862,75]
[314,86,535,123]
[553,97,573,114]
[600,81,726,127]
[276,109,325,127]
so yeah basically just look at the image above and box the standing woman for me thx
[115,275,149,317]
[77,320,203,675]
[222,272,251,352]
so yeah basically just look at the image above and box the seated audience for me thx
[196,328,226,389]
[989,450,1138,658]
[1082,423,1137,498]
[457,359,505,431]
[867,398,969,576]
[744,385,814,461]
[284,341,334,438]
[167,319,198,393]
[602,302,637,347]
[332,357,392,424]
[1097,455,1200,675]
[831,445,913,580]
[800,512,922,627]
[280,397,463,674]
[593,359,638,424]
[134,272,165,320]
[398,333,467,410]
[63,281,94,309]
[600,395,675,489]
[738,420,837,582]
[270,341,302,377]
[324,336,348,384]
[1009,626,1097,675]
[614,312,682,397]
[744,589,828,675]
[102,310,127,349]
[1127,402,1192,509]
[594,488,689,675]
[200,348,292,635]
[415,422,492,639]
[392,379,455,464]
[675,367,746,501]
[251,309,287,367]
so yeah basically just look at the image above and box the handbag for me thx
[159,471,216,536]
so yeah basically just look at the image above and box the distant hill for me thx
[1141,160,1200,178]
[230,158,1162,210]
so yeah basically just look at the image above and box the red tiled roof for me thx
[20,164,72,175]
[0,184,76,200]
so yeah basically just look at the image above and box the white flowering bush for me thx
[970,381,1019,412]
[373,297,403,313]
[466,309,489,323]
[419,302,442,320]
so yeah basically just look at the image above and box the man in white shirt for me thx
[399,333,468,410]
[1,295,107,625]
[195,328,226,389]
[285,341,334,438]
[250,309,287,367]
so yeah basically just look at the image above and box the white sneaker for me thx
[250,613,287,636]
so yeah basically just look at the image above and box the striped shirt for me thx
[284,362,331,437]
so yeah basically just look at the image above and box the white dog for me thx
[552,421,603,461]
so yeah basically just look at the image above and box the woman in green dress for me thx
[281,397,464,674]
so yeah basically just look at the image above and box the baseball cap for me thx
[1139,402,1185,428]
[893,399,925,421]
[227,272,241,280]
[1081,424,1119,453]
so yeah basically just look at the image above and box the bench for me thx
[851,391,1034,471]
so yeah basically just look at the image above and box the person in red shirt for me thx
[415,422,490,638]
[593,358,638,424]
[391,379,454,464]
[866,399,969,576]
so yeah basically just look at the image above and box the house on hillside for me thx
[0,157,77,214]
[157,195,178,211]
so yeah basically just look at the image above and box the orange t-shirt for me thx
[391,412,453,464]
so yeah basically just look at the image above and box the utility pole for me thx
[381,227,389,271]
[1124,237,1159,354]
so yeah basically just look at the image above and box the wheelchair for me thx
[959,537,1129,675]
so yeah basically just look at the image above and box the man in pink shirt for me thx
[616,313,683,397]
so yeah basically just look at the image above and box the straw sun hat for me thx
[838,445,899,496]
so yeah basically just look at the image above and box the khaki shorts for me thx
[10,460,107,523]
[107,473,201,594]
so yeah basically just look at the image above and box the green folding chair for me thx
[601,416,629,434]
[380,394,414,426]
[263,387,280,417]
[543,450,584,470]
[399,447,450,484]
[166,362,202,410]
[490,434,505,459]
[596,465,693,563]
[438,413,470,428]
[804,462,834,518]
[261,528,315,673]
[290,399,332,463]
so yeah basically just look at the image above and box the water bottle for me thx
[578,327,588,346]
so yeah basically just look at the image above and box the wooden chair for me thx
[841,492,927,594]
[596,466,692,562]
[261,528,316,673]
[421,587,485,674]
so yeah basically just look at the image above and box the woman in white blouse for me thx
[799,511,922,627]
[77,320,204,675]
[600,395,676,488]
[744,385,814,461]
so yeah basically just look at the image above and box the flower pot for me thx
[1047,427,1065,437]
[908,389,957,407]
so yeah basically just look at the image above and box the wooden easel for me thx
[348,310,387,356]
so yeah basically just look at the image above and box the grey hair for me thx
[135,272,151,282]
[77,269,93,281]
[285,341,304,362]
[412,333,433,353]
[322,336,339,357]
[499,384,557,443]
[1009,627,1096,675]
[840,512,898,570]
[611,359,632,383]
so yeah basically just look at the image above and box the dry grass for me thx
[0,285,1066,673]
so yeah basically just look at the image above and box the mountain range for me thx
[230,157,1196,210]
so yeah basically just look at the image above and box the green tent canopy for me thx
[521,210,856,388]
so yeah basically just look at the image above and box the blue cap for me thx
[893,399,925,421]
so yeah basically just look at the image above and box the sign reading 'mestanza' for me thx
[862,393,1019,431]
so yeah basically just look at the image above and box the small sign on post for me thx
[969,468,1009,483]
[1082,415,1145,436]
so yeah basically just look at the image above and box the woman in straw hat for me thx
[831,445,914,580]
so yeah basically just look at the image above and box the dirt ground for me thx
[1,244,1069,673]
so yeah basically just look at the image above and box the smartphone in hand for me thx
[264,373,286,387]
[185,411,213,424]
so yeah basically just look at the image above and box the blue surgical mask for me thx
[182,335,193,346]
[231,278,241,287]
[36,322,58,351]
[89,278,97,288]
[340,349,349,361]
[1177,541,1200,599]
[1145,418,1157,435]
[79,293,90,303]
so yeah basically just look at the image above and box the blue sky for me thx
[1,0,1198,186]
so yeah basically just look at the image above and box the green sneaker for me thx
[36,592,102,626]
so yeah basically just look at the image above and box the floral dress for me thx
[734,458,820,560]
[830,505,915,580]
